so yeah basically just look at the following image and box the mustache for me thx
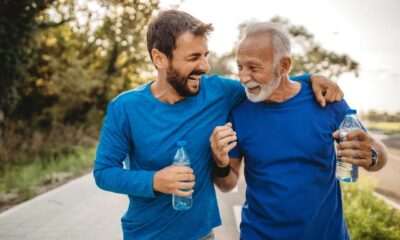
[244,80,260,88]
[188,70,206,76]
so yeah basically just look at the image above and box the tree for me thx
[208,17,359,80]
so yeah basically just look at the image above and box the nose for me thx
[239,69,251,84]
[199,57,210,73]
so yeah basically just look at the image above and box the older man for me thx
[211,22,387,240]
[94,9,345,240]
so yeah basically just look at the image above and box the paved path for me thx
[0,175,127,240]
[0,173,245,240]
[0,133,398,239]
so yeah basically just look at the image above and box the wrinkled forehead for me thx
[237,34,274,62]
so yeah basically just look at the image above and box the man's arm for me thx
[310,74,344,107]
[94,101,194,198]
[213,157,243,192]
[209,122,243,191]
[333,129,388,171]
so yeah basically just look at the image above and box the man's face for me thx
[236,33,282,102]
[167,31,210,97]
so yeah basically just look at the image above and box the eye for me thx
[237,65,243,71]
[249,66,259,72]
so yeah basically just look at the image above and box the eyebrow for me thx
[186,51,209,59]
[237,59,262,66]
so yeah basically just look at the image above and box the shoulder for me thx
[202,74,242,90]
[110,83,149,106]
[107,82,150,113]
[231,99,253,116]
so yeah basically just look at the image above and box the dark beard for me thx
[166,66,205,97]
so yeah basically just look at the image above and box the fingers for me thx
[323,88,336,103]
[175,189,194,198]
[177,173,195,182]
[313,87,326,107]
[177,181,195,190]
[172,166,193,174]
[339,157,370,168]
[338,149,369,159]
[345,129,369,141]
[334,86,344,101]
[338,140,366,151]
[332,130,340,139]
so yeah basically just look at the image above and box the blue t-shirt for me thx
[94,74,310,239]
[229,82,350,240]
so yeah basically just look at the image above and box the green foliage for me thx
[342,178,400,240]
[0,0,54,118]
[208,17,359,80]
[0,0,160,172]
[0,147,96,206]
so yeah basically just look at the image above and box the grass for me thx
[342,177,400,239]
[0,147,95,209]
[364,121,400,135]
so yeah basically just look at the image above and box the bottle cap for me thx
[345,109,357,115]
[177,140,187,147]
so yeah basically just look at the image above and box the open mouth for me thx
[188,75,201,81]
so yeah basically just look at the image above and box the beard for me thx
[244,67,282,103]
[166,65,205,97]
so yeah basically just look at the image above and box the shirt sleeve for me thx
[218,76,246,110]
[93,100,156,198]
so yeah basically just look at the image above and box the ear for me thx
[280,57,292,75]
[151,48,169,70]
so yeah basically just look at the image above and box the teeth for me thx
[189,75,201,81]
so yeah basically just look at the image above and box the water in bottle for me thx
[336,109,362,182]
[172,140,192,211]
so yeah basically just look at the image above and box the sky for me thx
[161,0,400,113]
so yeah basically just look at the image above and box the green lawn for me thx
[0,147,95,210]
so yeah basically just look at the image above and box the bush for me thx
[342,177,400,240]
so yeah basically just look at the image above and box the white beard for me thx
[244,72,281,103]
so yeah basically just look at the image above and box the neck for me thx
[266,75,301,103]
[150,73,186,104]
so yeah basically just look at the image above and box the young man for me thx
[94,10,344,239]
[211,22,387,240]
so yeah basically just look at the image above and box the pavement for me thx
[0,173,246,240]
[0,132,398,239]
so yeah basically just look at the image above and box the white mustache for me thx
[244,81,261,89]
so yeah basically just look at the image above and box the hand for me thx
[153,165,195,197]
[332,129,373,169]
[311,74,344,107]
[209,122,237,167]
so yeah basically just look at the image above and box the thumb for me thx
[332,130,340,139]
[225,122,232,127]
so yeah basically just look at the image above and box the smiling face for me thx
[236,32,282,102]
[166,31,210,97]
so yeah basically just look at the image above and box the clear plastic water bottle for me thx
[336,109,362,182]
[172,140,192,211]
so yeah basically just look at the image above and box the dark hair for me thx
[147,9,214,62]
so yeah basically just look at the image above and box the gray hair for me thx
[243,22,291,66]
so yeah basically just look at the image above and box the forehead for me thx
[237,33,273,63]
[173,31,208,57]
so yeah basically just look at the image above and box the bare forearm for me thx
[213,157,242,192]
[213,168,239,192]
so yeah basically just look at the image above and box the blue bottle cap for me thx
[345,109,357,115]
[177,140,187,147]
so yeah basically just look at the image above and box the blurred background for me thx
[0,0,399,239]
